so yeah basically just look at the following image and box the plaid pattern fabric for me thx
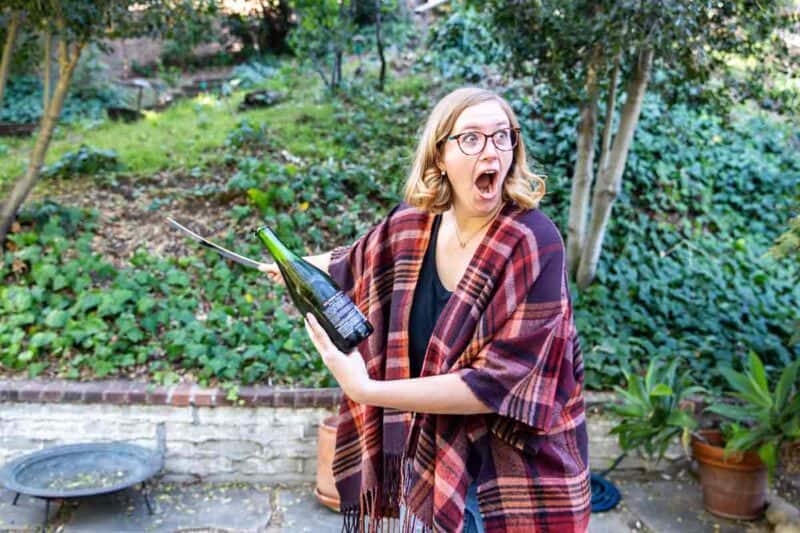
[328,202,590,533]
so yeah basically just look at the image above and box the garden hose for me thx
[590,472,621,512]
[590,452,625,512]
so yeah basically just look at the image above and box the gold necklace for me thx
[452,204,503,248]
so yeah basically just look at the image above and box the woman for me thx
[262,87,590,532]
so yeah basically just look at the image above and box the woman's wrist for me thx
[350,377,376,405]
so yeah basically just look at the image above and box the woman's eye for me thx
[496,130,509,141]
[462,133,480,145]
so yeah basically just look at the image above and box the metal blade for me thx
[166,217,263,270]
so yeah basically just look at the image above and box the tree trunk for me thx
[566,47,601,279]
[257,1,269,53]
[597,51,621,175]
[576,47,654,289]
[333,0,347,92]
[43,27,53,114]
[336,51,342,90]
[375,0,385,91]
[0,10,21,108]
[0,39,84,250]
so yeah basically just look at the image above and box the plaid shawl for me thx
[328,202,590,533]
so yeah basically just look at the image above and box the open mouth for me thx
[475,170,499,197]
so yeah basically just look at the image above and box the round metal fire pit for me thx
[0,442,163,500]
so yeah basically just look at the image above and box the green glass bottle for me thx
[255,226,373,353]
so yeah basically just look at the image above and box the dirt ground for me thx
[23,168,255,270]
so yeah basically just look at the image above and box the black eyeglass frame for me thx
[446,127,521,156]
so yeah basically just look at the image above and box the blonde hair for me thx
[403,87,545,213]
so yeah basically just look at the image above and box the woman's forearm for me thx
[305,251,332,273]
[358,372,492,415]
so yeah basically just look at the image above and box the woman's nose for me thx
[480,140,499,159]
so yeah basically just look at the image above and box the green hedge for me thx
[510,90,799,389]
[1,202,332,387]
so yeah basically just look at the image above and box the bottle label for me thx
[321,291,367,343]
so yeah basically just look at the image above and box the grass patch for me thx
[0,66,337,190]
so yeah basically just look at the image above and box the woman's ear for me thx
[434,155,446,175]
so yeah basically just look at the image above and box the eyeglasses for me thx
[447,127,520,156]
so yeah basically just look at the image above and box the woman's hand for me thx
[258,262,284,285]
[304,313,371,404]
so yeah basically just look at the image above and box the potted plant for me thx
[608,357,703,471]
[693,352,800,520]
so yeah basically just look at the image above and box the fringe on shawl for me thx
[341,454,432,533]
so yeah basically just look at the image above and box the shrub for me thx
[506,85,800,389]
[225,119,270,150]
[230,60,278,89]
[42,145,121,179]
[421,6,509,82]
[0,202,334,388]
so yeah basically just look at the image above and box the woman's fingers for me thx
[305,314,334,366]
[259,262,284,285]
[305,314,331,351]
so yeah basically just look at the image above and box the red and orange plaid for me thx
[329,202,590,533]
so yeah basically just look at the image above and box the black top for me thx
[409,214,453,378]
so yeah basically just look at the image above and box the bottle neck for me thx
[256,227,297,263]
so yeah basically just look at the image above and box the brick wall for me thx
[0,381,671,484]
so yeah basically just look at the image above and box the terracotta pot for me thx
[315,415,340,512]
[691,429,767,520]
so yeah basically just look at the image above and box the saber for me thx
[166,217,264,270]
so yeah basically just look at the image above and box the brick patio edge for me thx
[0,379,342,408]
[0,379,619,410]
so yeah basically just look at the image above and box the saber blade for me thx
[166,217,263,270]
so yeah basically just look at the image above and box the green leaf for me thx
[775,360,799,413]
[29,332,57,348]
[186,343,208,359]
[680,385,707,398]
[609,403,648,418]
[782,416,800,438]
[612,385,649,411]
[663,358,680,391]
[631,374,652,410]
[666,409,697,430]
[725,427,767,454]
[75,292,102,313]
[166,270,190,287]
[27,362,47,378]
[706,403,760,423]
[31,264,57,286]
[137,296,157,314]
[10,312,36,328]
[44,309,70,329]
[644,359,658,393]
[719,366,772,409]
[650,384,673,397]
[747,351,768,396]
[757,441,778,477]
[4,287,32,313]
[52,275,69,291]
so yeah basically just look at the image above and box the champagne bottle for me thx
[255,226,373,353]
